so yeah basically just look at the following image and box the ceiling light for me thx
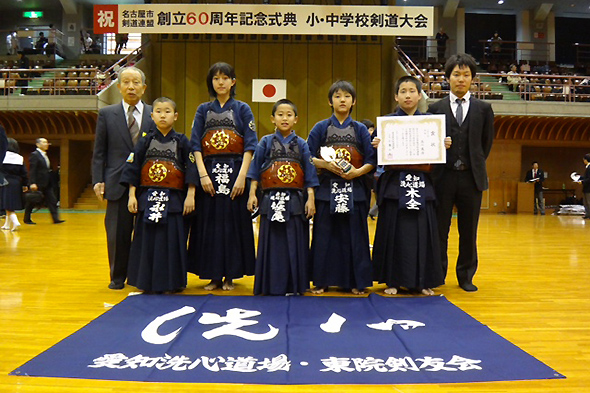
[498,0,504,4]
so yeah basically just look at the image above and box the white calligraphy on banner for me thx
[88,307,483,376]
[94,4,433,36]
[88,353,481,374]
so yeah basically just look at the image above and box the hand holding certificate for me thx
[376,114,447,166]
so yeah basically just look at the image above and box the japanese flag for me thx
[252,79,287,103]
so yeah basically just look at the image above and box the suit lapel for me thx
[442,96,453,130]
[467,96,478,132]
[116,103,134,151]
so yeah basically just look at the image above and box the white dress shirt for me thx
[449,91,471,125]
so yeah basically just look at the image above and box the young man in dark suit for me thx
[24,138,64,224]
[428,53,495,292]
[92,66,154,290]
[524,161,545,215]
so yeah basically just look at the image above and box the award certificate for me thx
[376,114,446,165]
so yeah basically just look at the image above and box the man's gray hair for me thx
[118,66,146,85]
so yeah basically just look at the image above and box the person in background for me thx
[361,119,379,220]
[489,32,502,60]
[6,31,19,55]
[24,138,64,225]
[436,28,449,61]
[576,153,590,219]
[507,64,524,92]
[1,138,28,232]
[0,125,8,190]
[17,51,30,89]
[35,32,48,54]
[524,161,545,215]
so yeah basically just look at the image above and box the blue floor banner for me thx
[11,294,564,384]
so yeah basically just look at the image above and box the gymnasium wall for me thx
[145,35,396,140]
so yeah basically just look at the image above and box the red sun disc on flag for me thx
[263,84,277,98]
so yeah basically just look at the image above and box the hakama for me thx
[248,132,319,295]
[307,115,375,290]
[121,129,198,292]
[371,109,444,291]
[188,98,257,280]
[0,152,28,211]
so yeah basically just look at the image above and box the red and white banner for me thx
[94,4,434,36]
[252,79,287,103]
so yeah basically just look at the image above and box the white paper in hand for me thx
[320,146,336,162]
[571,172,581,182]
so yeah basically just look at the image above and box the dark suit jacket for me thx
[524,168,544,193]
[581,165,590,194]
[428,96,495,191]
[28,150,52,189]
[92,102,153,201]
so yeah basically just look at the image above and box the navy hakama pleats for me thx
[310,200,372,290]
[127,211,189,292]
[372,172,444,290]
[254,214,310,296]
[188,184,256,280]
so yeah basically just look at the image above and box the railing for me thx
[0,68,101,96]
[478,40,553,63]
[100,44,146,89]
[393,42,425,80]
[423,71,590,103]
[2,27,65,58]
[395,37,455,62]
[0,44,145,97]
[574,43,590,65]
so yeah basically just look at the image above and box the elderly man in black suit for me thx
[428,53,495,292]
[92,66,154,290]
[24,138,64,225]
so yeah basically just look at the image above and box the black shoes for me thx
[108,281,125,290]
[24,220,36,225]
[459,282,478,292]
[54,220,65,224]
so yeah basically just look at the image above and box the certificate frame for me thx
[376,114,447,165]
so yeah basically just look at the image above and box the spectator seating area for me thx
[414,60,590,102]
[0,55,133,96]
[0,49,143,96]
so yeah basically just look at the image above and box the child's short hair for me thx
[7,138,19,154]
[206,62,236,98]
[394,76,422,94]
[584,153,590,162]
[328,80,356,104]
[360,119,374,130]
[444,53,477,80]
[272,98,298,116]
[152,96,177,112]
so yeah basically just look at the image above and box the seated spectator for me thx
[35,32,48,54]
[507,64,525,92]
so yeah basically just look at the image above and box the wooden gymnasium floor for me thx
[1,210,589,393]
